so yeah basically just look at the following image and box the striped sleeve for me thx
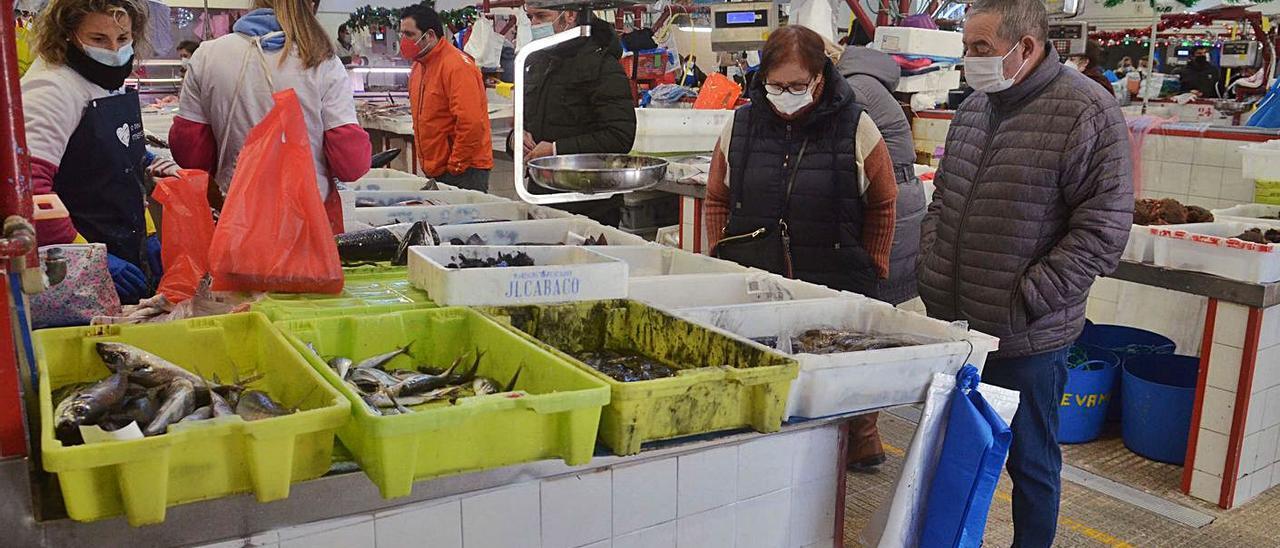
[855,113,898,279]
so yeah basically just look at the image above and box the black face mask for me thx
[64,44,134,90]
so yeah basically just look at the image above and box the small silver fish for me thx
[97,342,207,389]
[144,379,196,437]
[328,357,353,380]
[210,391,234,418]
[235,390,293,421]
[54,373,130,445]
[179,406,213,423]
[354,343,415,371]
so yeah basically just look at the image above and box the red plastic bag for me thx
[152,169,215,303]
[693,73,742,110]
[207,89,343,294]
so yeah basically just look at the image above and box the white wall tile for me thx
[1201,386,1237,435]
[792,427,840,484]
[677,445,738,517]
[1241,432,1261,477]
[278,516,376,548]
[1196,138,1228,167]
[196,539,255,548]
[1142,136,1163,161]
[1265,387,1280,434]
[737,433,796,501]
[1257,427,1280,472]
[1225,142,1246,171]
[542,471,612,548]
[462,482,542,548]
[1253,347,1280,394]
[613,522,676,548]
[1085,298,1117,325]
[1246,390,1269,435]
[1189,468,1222,503]
[1195,428,1229,477]
[733,489,791,548]
[1234,472,1263,507]
[613,458,677,535]
[1189,166,1225,200]
[676,506,734,548]
[1208,342,1243,392]
[1221,169,1252,205]
[1215,303,1250,349]
[1261,306,1280,350]
[787,477,838,548]
[1165,137,1197,164]
[581,543,610,548]
[376,500,462,548]
[1159,161,1193,196]
[1092,277,1121,303]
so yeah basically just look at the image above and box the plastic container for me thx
[433,217,649,247]
[627,272,844,310]
[588,245,753,277]
[341,189,508,208]
[1078,323,1176,422]
[408,245,629,306]
[1240,140,1280,181]
[277,308,610,498]
[1151,221,1280,283]
[675,297,999,420]
[1123,223,1212,263]
[36,313,350,525]
[896,68,961,93]
[632,108,735,154]
[873,27,963,58]
[360,168,418,180]
[348,202,565,229]
[1122,354,1200,464]
[1058,345,1122,444]
[481,300,799,455]
[1210,203,1280,225]
[620,190,679,230]
[344,178,435,192]
[252,265,434,321]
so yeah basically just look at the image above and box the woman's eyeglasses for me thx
[764,78,815,96]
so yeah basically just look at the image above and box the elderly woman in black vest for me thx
[705,25,898,297]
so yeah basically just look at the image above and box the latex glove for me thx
[145,234,162,279]
[527,141,555,162]
[147,158,180,178]
[107,253,148,304]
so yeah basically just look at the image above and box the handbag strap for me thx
[778,139,809,221]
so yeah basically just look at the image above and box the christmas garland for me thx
[1088,13,1224,42]
[345,4,481,33]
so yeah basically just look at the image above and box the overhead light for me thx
[677,26,712,33]
[352,67,412,74]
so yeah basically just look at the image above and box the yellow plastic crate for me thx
[36,313,350,526]
[252,264,434,321]
[481,300,799,455]
[276,307,610,498]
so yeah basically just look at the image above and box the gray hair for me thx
[968,0,1048,43]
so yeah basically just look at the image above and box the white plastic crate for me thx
[872,27,963,58]
[360,168,418,179]
[1211,203,1280,225]
[343,177,437,191]
[676,297,999,420]
[347,202,570,229]
[627,272,844,310]
[896,68,960,93]
[632,108,735,154]
[407,245,628,305]
[1123,223,1211,263]
[1151,221,1280,283]
[589,245,753,277]
[1241,140,1280,181]
[342,189,508,208]
[433,218,649,246]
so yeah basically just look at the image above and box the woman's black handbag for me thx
[711,140,808,277]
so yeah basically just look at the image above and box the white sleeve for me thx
[177,47,208,124]
[318,58,357,130]
[20,70,84,165]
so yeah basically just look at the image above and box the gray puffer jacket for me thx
[919,44,1134,358]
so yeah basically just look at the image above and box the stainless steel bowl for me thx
[527,154,669,194]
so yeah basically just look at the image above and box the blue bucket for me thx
[1058,345,1122,444]
[1122,354,1200,464]
[1077,324,1176,421]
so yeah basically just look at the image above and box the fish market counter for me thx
[4,415,850,548]
[1104,260,1280,509]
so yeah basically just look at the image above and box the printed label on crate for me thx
[1060,391,1110,408]
[504,269,583,299]
[1168,229,1276,253]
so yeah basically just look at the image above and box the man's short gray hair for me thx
[968,0,1048,43]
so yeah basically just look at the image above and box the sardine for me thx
[448,351,484,384]
[179,406,213,422]
[348,367,402,393]
[355,343,415,371]
[328,357,353,380]
[472,377,500,396]
[116,390,159,427]
[144,379,196,437]
[97,342,206,389]
[210,391,235,417]
[389,359,459,397]
[54,373,129,445]
[235,390,293,421]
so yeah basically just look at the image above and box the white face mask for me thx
[81,41,134,67]
[767,87,814,116]
[530,13,563,41]
[964,42,1028,93]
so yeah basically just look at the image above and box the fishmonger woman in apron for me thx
[23,0,165,303]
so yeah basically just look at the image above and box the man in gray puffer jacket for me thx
[920,0,1133,544]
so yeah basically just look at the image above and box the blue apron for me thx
[52,90,148,273]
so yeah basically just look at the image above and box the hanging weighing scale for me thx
[513,0,668,204]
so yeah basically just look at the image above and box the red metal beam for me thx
[844,0,878,40]
[1182,298,1218,494]
[1219,306,1265,509]
[876,0,891,27]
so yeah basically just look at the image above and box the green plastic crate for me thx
[253,264,434,321]
[276,307,610,498]
[481,300,799,455]
[35,313,350,526]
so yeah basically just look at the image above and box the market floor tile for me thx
[842,413,1280,546]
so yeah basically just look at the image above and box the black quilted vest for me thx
[724,62,875,293]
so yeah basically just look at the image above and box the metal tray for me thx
[528,154,669,194]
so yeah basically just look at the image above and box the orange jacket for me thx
[409,40,494,177]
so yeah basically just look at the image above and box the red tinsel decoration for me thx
[1088,13,1219,42]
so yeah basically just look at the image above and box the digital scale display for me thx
[714,8,769,28]
[724,11,758,24]
[1222,42,1251,55]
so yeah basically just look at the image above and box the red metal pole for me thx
[845,0,878,40]
[876,0,891,28]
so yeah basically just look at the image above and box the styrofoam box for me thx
[342,189,508,208]
[896,68,960,93]
[433,218,649,246]
[1151,221,1280,283]
[407,245,628,305]
[627,272,843,310]
[344,177,437,191]
[590,245,754,277]
[360,168,418,179]
[872,27,963,59]
[632,108,735,154]
[676,297,999,420]
[348,202,571,229]
[1123,223,1211,263]
[1240,140,1280,181]
[1212,203,1280,225]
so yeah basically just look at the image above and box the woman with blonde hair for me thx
[23,0,164,303]
[170,0,369,231]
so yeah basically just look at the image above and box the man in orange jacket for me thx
[401,5,494,191]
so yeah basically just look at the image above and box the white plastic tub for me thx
[627,272,844,310]
[343,177,436,191]
[1211,203,1280,225]
[360,168,418,179]
[342,189,508,208]
[872,27,963,58]
[676,298,999,420]
[348,202,570,229]
[632,108,735,154]
[1151,221,1280,283]
[407,245,628,305]
[589,246,753,277]
[433,218,649,246]
[896,68,960,93]
[1241,140,1280,181]
[1123,223,1212,263]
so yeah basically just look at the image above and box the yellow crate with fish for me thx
[251,264,435,321]
[35,313,350,526]
[479,300,799,455]
[275,307,610,499]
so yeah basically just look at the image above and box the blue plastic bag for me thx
[920,365,1013,548]
[1246,77,1280,129]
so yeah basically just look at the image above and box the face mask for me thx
[1065,59,1085,72]
[80,41,133,67]
[767,87,814,116]
[180,58,190,70]
[964,42,1028,93]
[530,22,555,41]
[399,33,429,61]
